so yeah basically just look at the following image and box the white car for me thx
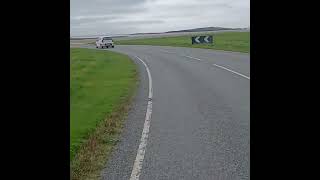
[96,36,114,48]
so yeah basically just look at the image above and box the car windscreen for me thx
[103,37,112,40]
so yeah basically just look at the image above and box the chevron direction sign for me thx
[191,35,213,44]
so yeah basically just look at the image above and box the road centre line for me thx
[212,63,250,80]
[160,49,250,80]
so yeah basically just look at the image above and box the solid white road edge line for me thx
[129,56,153,180]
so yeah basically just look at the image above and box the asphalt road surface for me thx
[84,45,250,180]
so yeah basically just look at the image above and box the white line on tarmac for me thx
[130,56,153,180]
[212,63,250,80]
[161,49,249,79]
[183,55,203,61]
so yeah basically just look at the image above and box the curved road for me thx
[88,45,250,180]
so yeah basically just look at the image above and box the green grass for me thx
[70,48,137,179]
[115,32,250,53]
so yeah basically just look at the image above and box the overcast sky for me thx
[70,0,250,36]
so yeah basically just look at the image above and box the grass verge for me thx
[115,32,250,53]
[70,48,138,180]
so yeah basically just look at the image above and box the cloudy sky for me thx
[70,0,250,36]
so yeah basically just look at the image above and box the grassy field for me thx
[115,32,250,53]
[70,48,137,179]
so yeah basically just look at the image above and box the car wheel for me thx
[112,46,114,48]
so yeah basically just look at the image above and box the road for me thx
[86,45,250,179]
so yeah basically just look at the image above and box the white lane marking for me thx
[159,50,202,61]
[160,49,173,54]
[212,63,250,80]
[70,42,84,45]
[160,50,249,80]
[130,56,153,180]
[184,55,203,61]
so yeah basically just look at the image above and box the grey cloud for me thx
[71,0,147,16]
[106,20,164,25]
[71,0,249,36]
[71,16,120,26]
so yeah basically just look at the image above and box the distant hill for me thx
[70,35,128,40]
[128,27,244,36]
[165,27,241,33]
[129,32,162,35]
[71,27,247,39]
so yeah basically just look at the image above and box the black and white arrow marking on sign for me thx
[195,36,200,43]
[204,36,210,43]
[192,35,213,44]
